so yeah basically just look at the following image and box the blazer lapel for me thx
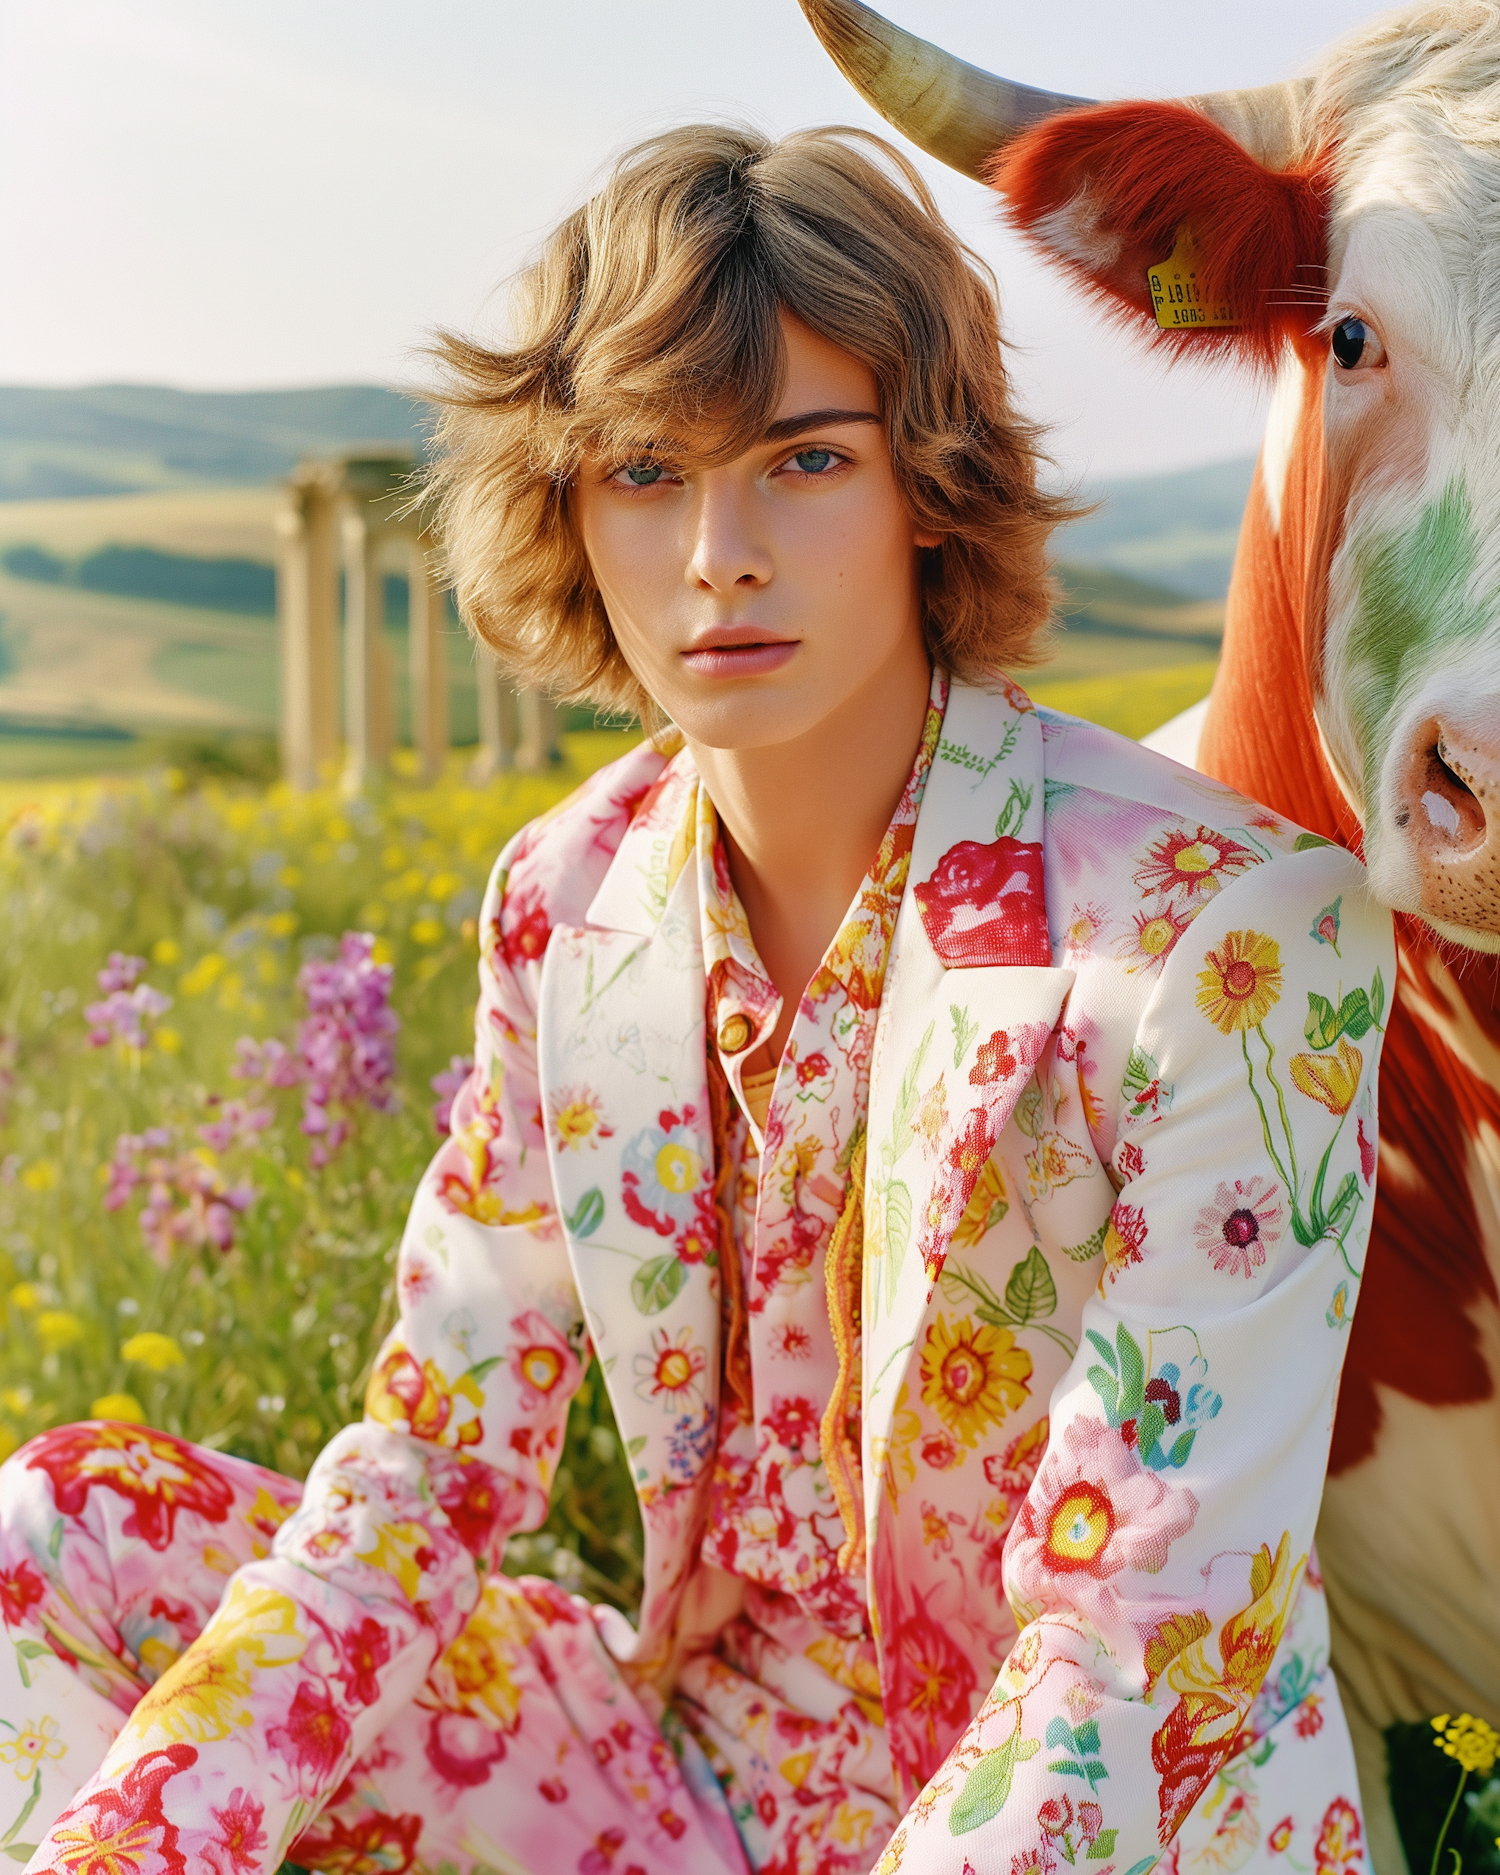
[537,756,721,1655]
[862,681,1074,1549]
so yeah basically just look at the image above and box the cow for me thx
[797,5,1500,1872]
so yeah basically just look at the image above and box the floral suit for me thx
[0,677,1392,1875]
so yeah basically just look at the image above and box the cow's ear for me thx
[988,102,1328,368]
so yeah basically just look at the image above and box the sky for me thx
[1,0,1374,482]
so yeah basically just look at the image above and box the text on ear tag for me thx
[1148,226,1241,330]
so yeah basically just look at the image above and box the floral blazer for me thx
[106,678,1393,1873]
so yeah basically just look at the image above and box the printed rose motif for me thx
[1295,1692,1325,1737]
[1290,1038,1363,1117]
[914,837,1051,967]
[1195,931,1283,1034]
[1193,1177,1286,1278]
[26,1423,235,1552]
[499,880,551,967]
[334,1617,390,1708]
[764,1394,822,1457]
[919,1314,1032,1449]
[366,1347,484,1449]
[970,1031,1018,1085]
[633,1326,707,1409]
[1038,1796,1074,1837]
[1009,1415,1199,1632]
[46,1743,199,1875]
[1134,826,1257,902]
[424,1709,509,1789]
[1314,1797,1364,1875]
[1269,1818,1295,1855]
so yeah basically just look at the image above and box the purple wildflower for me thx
[97,952,146,994]
[85,954,170,1050]
[235,931,399,1168]
[197,1097,273,1153]
[105,1128,253,1265]
[430,1054,474,1137]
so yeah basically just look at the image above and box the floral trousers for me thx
[0,1427,900,1875]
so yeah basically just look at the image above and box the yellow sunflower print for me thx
[919,1313,1032,1449]
[1195,930,1283,1034]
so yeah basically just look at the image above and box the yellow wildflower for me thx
[122,1332,186,1372]
[91,1392,145,1423]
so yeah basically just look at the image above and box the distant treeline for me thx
[3,543,277,615]
[0,544,432,627]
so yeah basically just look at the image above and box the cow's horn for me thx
[796,0,1094,180]
[797,0,1311,175]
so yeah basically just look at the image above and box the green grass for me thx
[0,733,645,1609]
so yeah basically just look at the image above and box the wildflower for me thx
[91,1392,145,1423]
[1431,1712,1499,1777]
[37,1311,84,1352]
[430,1055,474,1137]
[105,1129,254,1265]
[121,1332,186,1372]
[86,952,171,1049]
[237,933,399,1168]
[197,1098,273,1152]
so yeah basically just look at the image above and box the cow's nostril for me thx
[1418,740,1487,851]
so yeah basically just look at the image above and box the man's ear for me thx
[987,102,1329,370]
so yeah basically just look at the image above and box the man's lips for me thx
[680,629,799,678]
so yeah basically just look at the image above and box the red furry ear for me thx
[988,102,1330,369]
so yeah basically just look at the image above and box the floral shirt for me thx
[697,671,945,1646]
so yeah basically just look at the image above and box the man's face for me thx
[571,312,939,750]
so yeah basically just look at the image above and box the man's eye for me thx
[790,448,834,473]
[617,463,665,487]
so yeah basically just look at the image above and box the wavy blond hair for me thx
[426,123,1074,717]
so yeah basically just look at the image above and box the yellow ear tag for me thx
[1147,227,1241,330]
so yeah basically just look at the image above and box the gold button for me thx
[718,1012,753,1054]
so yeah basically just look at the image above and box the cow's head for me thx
[800,0,1500,953]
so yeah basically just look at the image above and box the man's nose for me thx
[685,480,773,592]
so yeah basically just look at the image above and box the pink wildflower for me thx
[197,1098,273,1153]
[430,1055,474,1137]
[85,953,170,1050]
[106,1129,254,1265]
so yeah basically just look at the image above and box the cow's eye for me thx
[1331,317,1386,372]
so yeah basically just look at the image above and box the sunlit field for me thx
[0,732,646,1607]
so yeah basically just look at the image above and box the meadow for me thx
[0,733,646,1606]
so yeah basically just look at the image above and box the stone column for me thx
[340,501,393,794]
[275,471,339,788]
[408,537,450,784]
[516,690,562,772]
[470,655,517,782]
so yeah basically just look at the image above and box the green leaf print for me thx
[887,1021,936,1169]
[1004,1245,1057,1326]
[1089,1830,1120,1860]
[1304,970,1386,1049]
[1293,831,1336,851]
[1062,1220,1108,1264]
[630,1255,685,1316]
[565,1187,605,1238]
[949,1723,1040,1835]
[950,1003,979,1069]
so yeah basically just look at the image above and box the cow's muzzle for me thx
[1394,712,1500,938]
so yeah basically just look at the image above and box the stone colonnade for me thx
[275,448,559,791]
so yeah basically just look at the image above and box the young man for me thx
[2,126,1390,1875]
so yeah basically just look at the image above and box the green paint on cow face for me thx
[1342,482,1495,803]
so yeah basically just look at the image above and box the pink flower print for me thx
[508,1309,582,1412]
[499,880,551,968]
[203,1789,267,1875]
[425,1710,508,1788]
[1310,896,1343,956]
[1194,1177,1286,1278]
[46,1743,198,1875]
[1008,1414,1199,1635]
[335,1616,391,1707]
[914,836,1051,967]
[1077,1801,1104,1846]
[970,1031,1018,1086]
[1133,825,1257,902]
[620,1105,714,1258]
[764,1394,820,1457]
[266,1679,351,1787]
[1103,1201,1148,1282]
[1038,1796,1074,1836]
